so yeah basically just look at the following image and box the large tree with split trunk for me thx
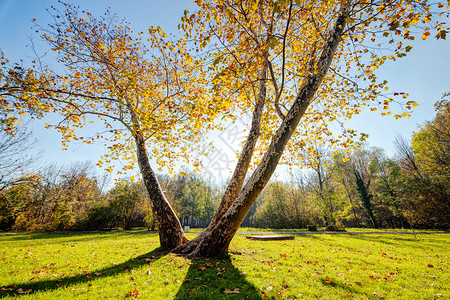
[1,0,447,256]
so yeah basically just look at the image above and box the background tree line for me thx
[0,100,448,231]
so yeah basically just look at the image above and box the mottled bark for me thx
[173,3,350,257]
[134,133,188,248]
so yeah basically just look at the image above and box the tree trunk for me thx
[173,3,350,257]
[134,133,188,248]
[172,59,268,254]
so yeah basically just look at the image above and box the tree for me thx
[354,168,378,228]
[399,98,450,229]
[179,173,218,227]
[330,151,364,227]
[413,99,450,180]
[0,124,40,191]
[308,147,338,228]
[253,180,318,229]
[2,162,103,232]
[1,3,228,248]
[109,180,143,230]
[2,0,447,255]
[173,0,444,256]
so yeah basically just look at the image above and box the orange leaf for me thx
[125,290,139,297]
[421,32,430,40]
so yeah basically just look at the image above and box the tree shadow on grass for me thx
[0,247,167,298]
[0,231,153,243]
[174,255,262,300]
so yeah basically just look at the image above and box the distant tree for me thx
[0,125,40,191]
[370,154,407,228]
[401,99,450,229]
[330,151,364,227]
[413,99,450,180]
[254,179,319,229]
[354,169,378,228]
[109,180,143,230]
[308,147,338,228]
[180,174,218,226]
[2,162,103,232]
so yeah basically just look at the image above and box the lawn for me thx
[0,231,448,299]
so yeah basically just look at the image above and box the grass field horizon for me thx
[1,231,448,299]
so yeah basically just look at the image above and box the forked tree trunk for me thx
[134,133,188,248]
[172,62,268,254]
[173,4,350,257]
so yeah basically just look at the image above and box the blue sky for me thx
[1,0,449,182]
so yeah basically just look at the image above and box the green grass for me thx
[0,232,448,299]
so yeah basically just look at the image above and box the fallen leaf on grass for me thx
[354,281,362,286]
[199,263,212,270]
[146,269,152,275]
[17,288,32,294]
[428,264,434,268]
[325,278,333,284]
[1,285,17,291]
[223,288,240,294]
[126,290,139,297]
[267,285,274,291]
[372,292,384,298]
[188,287,196,292]
[94,272,101,276]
